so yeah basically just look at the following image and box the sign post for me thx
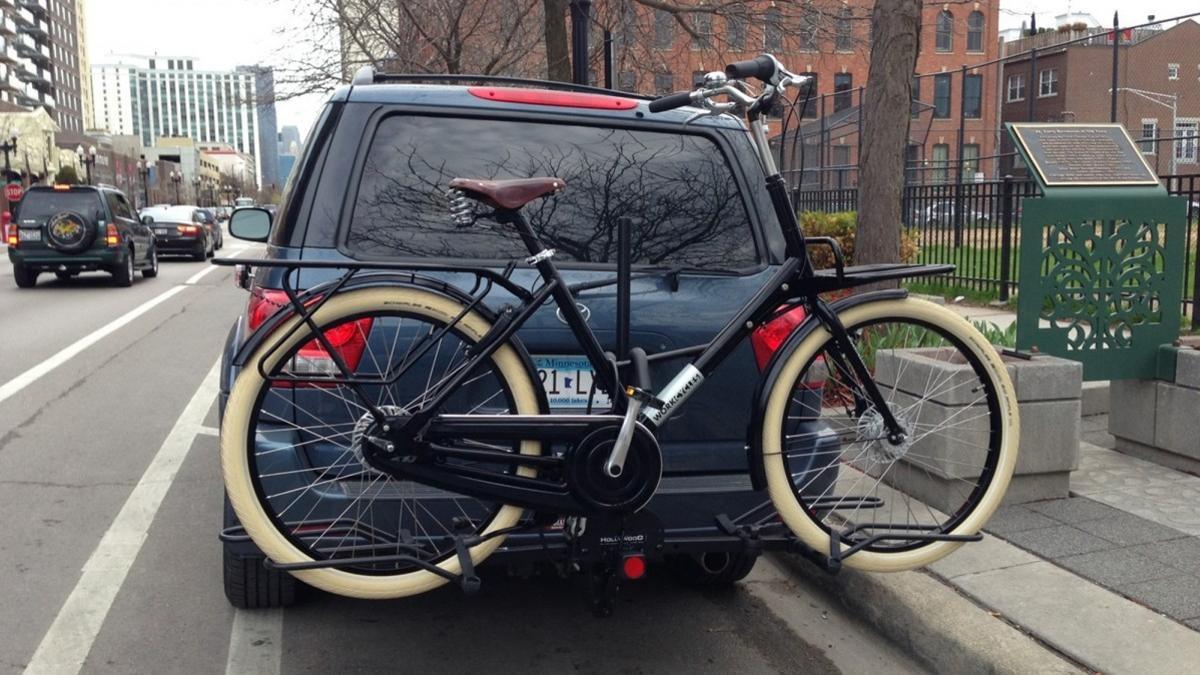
[1008,123,1187,380]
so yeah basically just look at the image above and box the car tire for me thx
[111,248,135,287]
[142,246,159,278]
[192,240,207,262]
[206,236,215,258]
[665,551,759,588]
[223,548,298,609]
[13,263,37,288]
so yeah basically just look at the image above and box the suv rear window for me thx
[16,191,104,226]
[346,115,758,268]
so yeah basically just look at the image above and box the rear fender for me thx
[231,272,550,414]
[745,289,907,491]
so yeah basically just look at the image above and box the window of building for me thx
[1140,119,1157,154]
[1167,63,1179,80]
[933,74,951,118]
[692,12,712,49]
[963,73,982,119]
[905,144,923,183]
[692,70,707,87]
[931,144,950,183]
[347,116,758,267]
[936,11,953,52]
[1176,119,1199,163]
[765,7,783,51]
[834,73,853,112]
[654,10,673,49]
[967,11,985,52]
[725,14,746,51]
[1007,74,1025,102]
[911,76,921,118]
[800,7,818,51]
[961,144,980,180]
[1039,68,1058,97]
[801,73,819,118]
[654,72,674,95]
[836,6,853,51]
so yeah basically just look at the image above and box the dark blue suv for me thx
[218,74,835,608]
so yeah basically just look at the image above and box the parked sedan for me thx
[196,208,224,250]
[139,205,214,261]
[916,200,992,227]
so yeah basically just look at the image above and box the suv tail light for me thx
[751,306,808,371]
[247,288,374,386]
[105,223,120,246]
[751,305,826,397]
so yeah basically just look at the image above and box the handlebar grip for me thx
[648,90,695,113]
[725,55,777,82]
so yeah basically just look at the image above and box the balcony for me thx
[0,15,15,36]
[17,0,45,18]
[16,63,48,88]
[21,16,44,39]
[15,38,48,65]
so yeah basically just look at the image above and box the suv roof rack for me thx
[349,66,653,100]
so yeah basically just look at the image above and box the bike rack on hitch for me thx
[820,522,983,574]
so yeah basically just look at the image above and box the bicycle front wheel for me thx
[222,286,542,599]
[760,297,1018,572]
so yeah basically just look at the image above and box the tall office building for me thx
[91,56,278,188]
[48,0,87,133]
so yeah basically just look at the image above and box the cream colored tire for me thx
[222,287,542,599]
[760,297,1019,572]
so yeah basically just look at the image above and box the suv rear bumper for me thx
[9,247,123,271]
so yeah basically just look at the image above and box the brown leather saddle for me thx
[449,177,566,210]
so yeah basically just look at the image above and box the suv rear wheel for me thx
[13,263,37,288]
[142,246,159,278]
[111,248,135,287]
[223,548,298,609]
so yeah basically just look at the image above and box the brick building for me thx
[1000,19,1200,176]
[601,1,1000,187]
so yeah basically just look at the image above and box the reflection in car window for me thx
[347,116,757,268]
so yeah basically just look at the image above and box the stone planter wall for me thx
[875,349,1082,512]
[1109,347,1200,474]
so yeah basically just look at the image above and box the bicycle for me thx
[218,54,1019,606]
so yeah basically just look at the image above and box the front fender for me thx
[745,289,908,491]
[230,272,550,415]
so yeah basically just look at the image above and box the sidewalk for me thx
[790,300,1200,672]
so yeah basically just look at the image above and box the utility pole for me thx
[569,0,591,85]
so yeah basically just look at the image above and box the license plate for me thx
[154,228,172,235]
[18,229,40,242]
[533,356,611,409]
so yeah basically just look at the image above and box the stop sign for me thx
[4,183,21,202]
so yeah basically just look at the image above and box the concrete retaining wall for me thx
[1109,349,1200,474]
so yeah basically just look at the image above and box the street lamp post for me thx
[137,155,151,208]
[76,144,96,185]
[191,175,201,205]
[170,170,182,205]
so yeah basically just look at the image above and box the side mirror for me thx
[229,207,271,242]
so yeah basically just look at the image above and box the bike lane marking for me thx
[225,609,284,675]
[0,284,187,406]
[186,247,249,286]
[24,359,220,674]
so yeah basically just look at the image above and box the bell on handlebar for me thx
[699,71,727,90]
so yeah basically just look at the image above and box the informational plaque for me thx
[1009,123,1159,187]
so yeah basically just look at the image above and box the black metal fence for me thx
[794,174,1200,327]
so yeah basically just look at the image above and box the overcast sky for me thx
[85,1,1199,142]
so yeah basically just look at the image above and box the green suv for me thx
[7,184,158,288]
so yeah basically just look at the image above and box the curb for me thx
[771,553,1080,674]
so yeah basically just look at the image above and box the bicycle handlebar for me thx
[724,55,777,82]
[647,90,696,113]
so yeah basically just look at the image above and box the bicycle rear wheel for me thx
[760,297,1018,572]
[222,286,542,599]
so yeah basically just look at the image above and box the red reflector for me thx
[751,306,808,371]
[621,555,647,580]
[468,86,638,110]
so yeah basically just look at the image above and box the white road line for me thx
[25,360,221,674]
[0,284,187,406]
[225,610,284,675]
[198,425,220,436]
[186,247,249,285]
